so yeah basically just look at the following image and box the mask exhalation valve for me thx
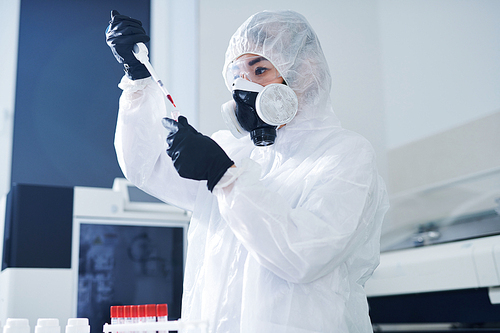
[251,127,277,146]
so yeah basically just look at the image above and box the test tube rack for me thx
[102,320,208,333]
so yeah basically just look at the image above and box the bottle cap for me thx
[65,319,89,333]
[4,319,30,333]
[156,304,168,317]
[35,319,60,333]
[145,304,156,317]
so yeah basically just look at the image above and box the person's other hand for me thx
[162,116,235,191]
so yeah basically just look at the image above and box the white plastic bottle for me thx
[3,319,30,333]
[65,319,89,333]
[35,319,60,333]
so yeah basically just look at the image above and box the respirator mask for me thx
[221,56,298,146]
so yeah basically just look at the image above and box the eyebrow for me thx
[248,56,267,66]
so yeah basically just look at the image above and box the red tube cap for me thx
[130,305,139,318]
[124,305,132,318]
[111,305,124,318]
[145,304,156,317]
[138,305,146,318]
[110,306,119,318]
[156,304,168,317]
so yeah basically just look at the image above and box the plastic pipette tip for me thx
[171,110,180,121]
[167,95,176,108]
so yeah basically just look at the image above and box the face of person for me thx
[227,53,283,87]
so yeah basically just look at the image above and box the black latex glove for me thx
[105,10,151,80]
[162,116,235,192]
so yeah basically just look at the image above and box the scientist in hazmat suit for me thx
[106,9,389,332]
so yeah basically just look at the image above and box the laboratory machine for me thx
[366,169,500,332]
[0,179,190,333]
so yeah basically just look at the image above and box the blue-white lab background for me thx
[0,0,499,324]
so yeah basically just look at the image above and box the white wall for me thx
[151,0,199,127]
[0,0,20,197]
[198,0,388,177]
[379,0,500,150]
[377,0,500,238]
[378,0,500,194]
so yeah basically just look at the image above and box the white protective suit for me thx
[114,10,389,333]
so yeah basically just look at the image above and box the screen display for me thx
[77,223,184,333]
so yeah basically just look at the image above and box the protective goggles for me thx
[226,55,282,86]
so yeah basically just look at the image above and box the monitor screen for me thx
[76,222,184,333]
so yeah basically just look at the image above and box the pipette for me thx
[132,42,179,120]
